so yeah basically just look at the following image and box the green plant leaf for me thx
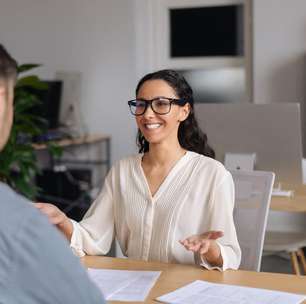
[47,142,63,159]
[17,64,42,74]
[0,62,62,199]
[16,76,49,90]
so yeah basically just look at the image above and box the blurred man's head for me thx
[0,45,17,151]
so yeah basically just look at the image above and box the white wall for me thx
[0,0,138,163]
[253,0,306,105]
[253,0,306,154]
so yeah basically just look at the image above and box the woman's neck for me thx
[143,142,186,167]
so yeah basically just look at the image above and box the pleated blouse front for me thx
[70,151,241,270]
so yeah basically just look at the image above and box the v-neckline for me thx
[137,151,190,201]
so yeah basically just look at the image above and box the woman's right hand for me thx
[35,202,73,241]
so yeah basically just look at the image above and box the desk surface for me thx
[271,183,306,212]
[82,256,306,303]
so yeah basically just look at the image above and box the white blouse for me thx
[70,151,241,271]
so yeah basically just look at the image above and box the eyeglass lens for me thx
[130,98,172,115]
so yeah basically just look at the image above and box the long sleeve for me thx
[200,171,241,271]
[70,170,115,257]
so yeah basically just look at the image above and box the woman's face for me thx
[135,79,190,147]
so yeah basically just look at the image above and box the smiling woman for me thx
[35,69,241,272]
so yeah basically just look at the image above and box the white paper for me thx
[156,280,306,304]
[88,268,161,302]
[272,189,293,197]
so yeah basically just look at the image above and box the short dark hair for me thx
[135,69,215,158]
[0,44,17,80]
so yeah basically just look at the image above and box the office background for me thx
[1,0,306,262]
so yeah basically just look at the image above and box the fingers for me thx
[204,230,224,240]
[180,238,210,254]
[199,241,210,255]
[34,202,65,225]
[179,230,224,254]
[180,230,223,245]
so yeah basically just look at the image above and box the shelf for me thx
[32,134,110,150]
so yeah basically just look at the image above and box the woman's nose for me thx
[143,103,155,117]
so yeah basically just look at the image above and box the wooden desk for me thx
[82,256,306,303]
[271,184,306,213]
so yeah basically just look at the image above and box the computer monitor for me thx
[28,80,62,130]
[194,103,303,184]
[170,4,244,57]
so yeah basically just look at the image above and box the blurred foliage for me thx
[0,64,62,199]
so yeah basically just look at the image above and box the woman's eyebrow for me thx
[136,96,175,101]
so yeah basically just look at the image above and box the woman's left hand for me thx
[179,231,224,266]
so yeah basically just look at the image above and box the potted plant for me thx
[0,64,62,199]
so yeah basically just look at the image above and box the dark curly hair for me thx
[135,69,215,158]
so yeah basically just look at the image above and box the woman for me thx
[36,69,241,271]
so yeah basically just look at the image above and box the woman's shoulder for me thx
[115,154,141,166]
[104,154,141,183]
[109,154,141,173]
[187,151,225,168]
[186,151,233,189]
[186,151,230,178]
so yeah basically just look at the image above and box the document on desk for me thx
[88,268,161,301]
[156,280,306,304]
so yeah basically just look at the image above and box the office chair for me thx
[263,159,306,275]
[230,170,275,272]
[264,231,306,275]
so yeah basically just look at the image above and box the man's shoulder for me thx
[0,183,105,303]
[0,182,36,231]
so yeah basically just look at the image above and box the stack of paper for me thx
[88,268,161,302]
[156,280,305,304]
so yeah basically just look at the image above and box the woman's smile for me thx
[144,123,162,130]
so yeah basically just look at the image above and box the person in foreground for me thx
[37,69,241,271]
[0,44,105,303]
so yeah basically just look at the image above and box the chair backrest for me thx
[230,170,275,271]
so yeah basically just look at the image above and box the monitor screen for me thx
[28,81,62,130]
[170,5,244,57]
[179,68,246,103]
[194,103,303,184]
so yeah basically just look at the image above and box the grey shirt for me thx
[0,183,105,304]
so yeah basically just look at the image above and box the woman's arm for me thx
[180,170,241,270]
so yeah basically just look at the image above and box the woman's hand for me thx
[180,231,224,267]
[35,202,73,241]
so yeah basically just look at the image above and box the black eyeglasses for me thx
[127,97,187,116]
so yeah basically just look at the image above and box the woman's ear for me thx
[178,103,191,122]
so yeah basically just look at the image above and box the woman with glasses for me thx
[36,69,241,271]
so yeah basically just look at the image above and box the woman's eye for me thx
[136,102,146,108]
[155,100,169,107]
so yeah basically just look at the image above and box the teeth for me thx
[145,123,161,129]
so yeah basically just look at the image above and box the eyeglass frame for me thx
[127,97,187,116]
